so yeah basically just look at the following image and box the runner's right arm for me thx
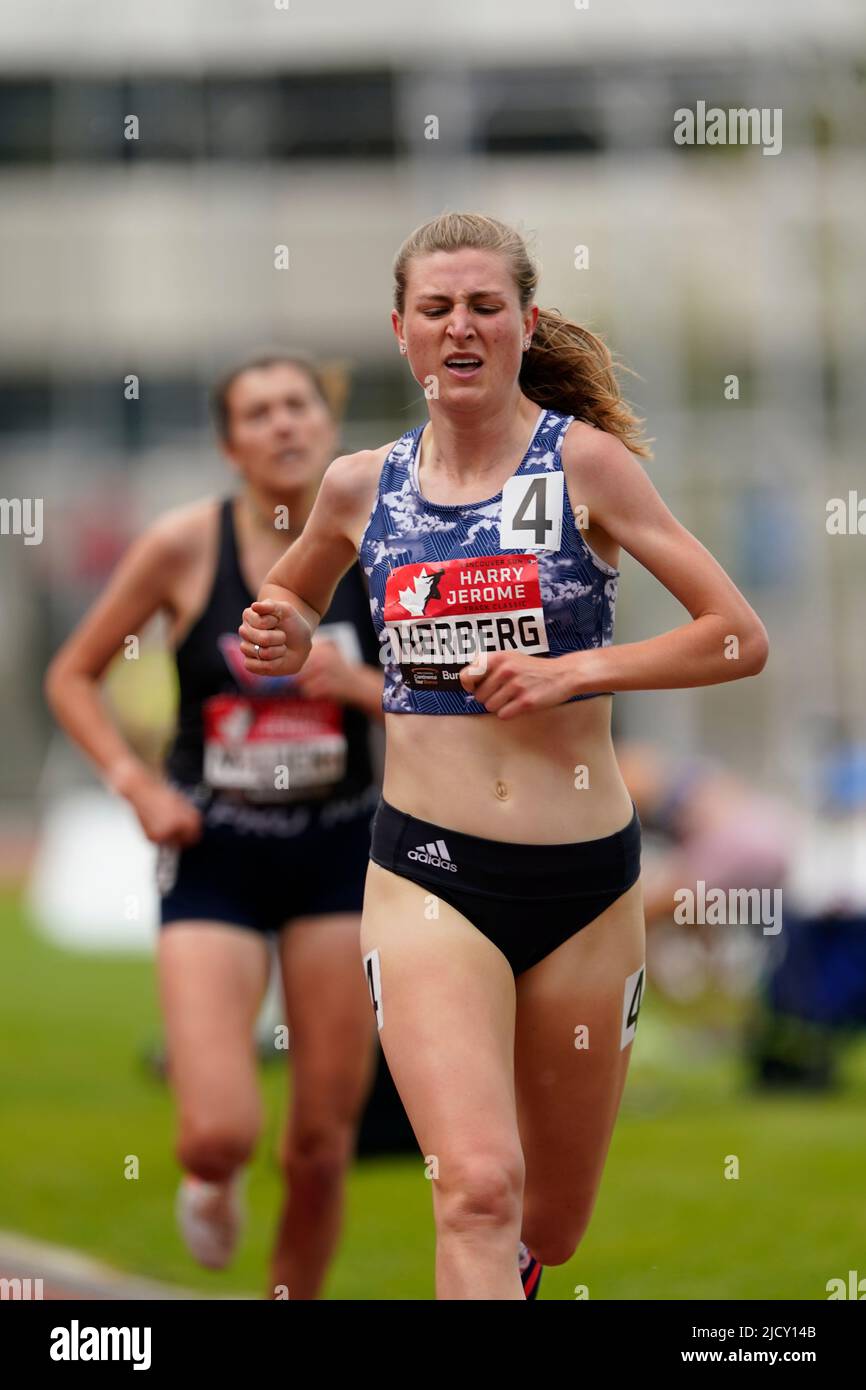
[239,452,376,678]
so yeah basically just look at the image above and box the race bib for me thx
[382,553,549,691]
[500,472,564,552]
[203,694,347,801]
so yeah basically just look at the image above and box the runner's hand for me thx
[239,600,312,677]
[293,640,353,703]
[460,651,576,719]
[127,777,203,847]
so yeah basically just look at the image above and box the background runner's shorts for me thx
[159,790,376,935]
[369,795,642,976]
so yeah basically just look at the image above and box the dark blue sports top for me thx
[357,407,619,715]
[165,496,380,802]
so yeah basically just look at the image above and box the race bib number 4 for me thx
[500,472,564,552]
[383,553,549,691]
[203,694,347,799]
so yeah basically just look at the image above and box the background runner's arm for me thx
[44,518,187,795]
[342,665,386,724]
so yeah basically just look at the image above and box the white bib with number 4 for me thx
[499,472,564,553]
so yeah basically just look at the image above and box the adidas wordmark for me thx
[407,840,458,871]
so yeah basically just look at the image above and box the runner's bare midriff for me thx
[382,693,632,844]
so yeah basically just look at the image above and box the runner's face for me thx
[394,249,534,406]
[222,364,336,493]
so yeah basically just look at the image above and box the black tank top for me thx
[164,497,380,807]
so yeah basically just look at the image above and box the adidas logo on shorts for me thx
[407,839,458,871]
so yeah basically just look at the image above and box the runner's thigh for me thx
[157,922,271,1132]
[360,861,522,1176]
[515,880,646,1246]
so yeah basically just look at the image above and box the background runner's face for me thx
[396,249,532,408]
[221,363,336,494]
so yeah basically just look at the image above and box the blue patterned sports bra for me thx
[357,407,619,715]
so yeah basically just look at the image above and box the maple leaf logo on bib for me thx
[396,566,445,616]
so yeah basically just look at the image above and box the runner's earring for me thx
[523,337,532,350]
[399,342,407,354]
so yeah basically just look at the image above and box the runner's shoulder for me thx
[134,496,222,575]
[324,443,395,494]
[321,442,398,521]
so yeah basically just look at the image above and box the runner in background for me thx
[748,742,866,1090]
[616,741,795,999]
[45,355,383,1299]
[616,742,792,926]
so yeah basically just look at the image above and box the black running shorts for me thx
[369,796,642,976]
[159,787,376,935]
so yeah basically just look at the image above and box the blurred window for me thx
[0,80,52,162]
[477,68,604,156]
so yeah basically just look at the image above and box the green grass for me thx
[2,887,865,1300]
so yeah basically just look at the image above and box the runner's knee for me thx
[523,1199,596,1266]
[435,1152,525,1235]
[280,1121,354,1188]
[177,1118,259,1181]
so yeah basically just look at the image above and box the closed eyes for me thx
[421,305,501,317]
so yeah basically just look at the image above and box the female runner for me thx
[239,214,770,1300]
[45,355,382,1299]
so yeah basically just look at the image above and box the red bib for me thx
[203,694,347,801]
[383,553,549,691]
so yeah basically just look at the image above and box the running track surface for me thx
[0,1231,246,1301]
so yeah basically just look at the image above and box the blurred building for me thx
[1,0,864,818]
